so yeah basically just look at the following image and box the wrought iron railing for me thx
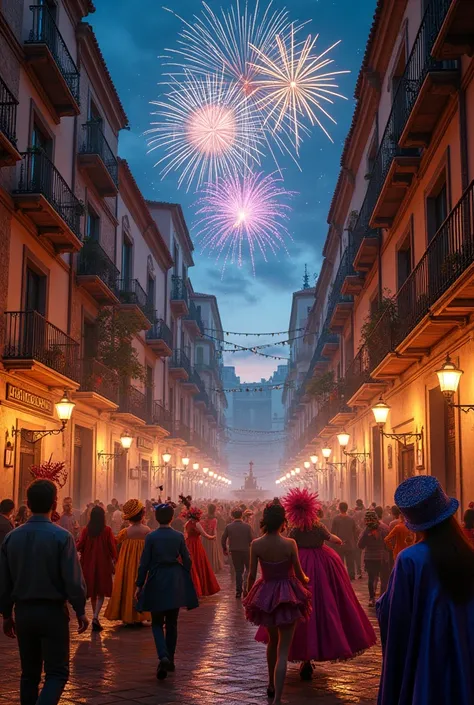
[343,346,373,401]
[351,0,456,248]
[15,149,83,238]
[149,401,173,432]
[79,121,118,186]
[3,310,80,381]
[26,5,80,105]
[146,315,173,349]
[116,278,153,321]
[170,349,192,376]
[118,384,148,422]
[77,239,119,294]
[171,421,191,444]
[171,275,188,305]
[0,75,18,147]
[359,179,474,375]
[195,388,210,407]
[80,358,119,405]
[185,300,204,333]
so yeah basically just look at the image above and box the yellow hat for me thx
[122,498,144,520]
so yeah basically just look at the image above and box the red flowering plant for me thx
[181,506,203,522]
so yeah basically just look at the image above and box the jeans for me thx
[15,601,70,705]
[336,546,355,579]
[151,609,179,661]
[231,550,250,594]
[365,560,383,600]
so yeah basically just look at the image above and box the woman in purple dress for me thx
[243,503,311,705]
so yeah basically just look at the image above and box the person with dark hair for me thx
[389,505,401,531]
[384,512,414,561]
[76,506,117,631]
[353,499,366,579]
[331,501,358,580]
[222,507,254,598]
[14,505,29,528]
[463,508,474,547]
[0,499,15,544]
[201,503,223,574]
[182,500,220,598]
[243,502,311,705]
[0,479,87,704]
[358,510,390,607]
[135,503,198,680]
[104,499,151,624]
[377,476,474,705]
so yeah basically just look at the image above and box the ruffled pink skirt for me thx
[243,576,312,628]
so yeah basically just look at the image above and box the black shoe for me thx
[299,661,313,681]
[157,656,171,680]
[91,619,103,632]
[168,661,175,673]
[266,686,275,698]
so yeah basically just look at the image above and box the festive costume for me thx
[377,476,474,705]
[184,515,220,598]
[244,557,312,628]
[76,526,117,598]
[272,488,376,661]
[201,517,224,573]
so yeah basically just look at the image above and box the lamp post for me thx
[98,430,134,463]
[436,355,474,412]
[336,431,370,463]
[371,397,423,446]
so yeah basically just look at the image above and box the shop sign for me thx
[137,436,153,451]
[6,384,53,415]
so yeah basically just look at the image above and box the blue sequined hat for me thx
[394,476,459,532]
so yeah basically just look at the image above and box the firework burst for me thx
[194,171,293,273]
[146,72,262,190]
[251,24,350,151]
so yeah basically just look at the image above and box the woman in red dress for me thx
[76,505,117,631]
[181,500,220,598]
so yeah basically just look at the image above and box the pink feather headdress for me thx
[282,488,321,531]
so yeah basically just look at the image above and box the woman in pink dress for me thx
[283,488,376,680]
[243,503,311,705]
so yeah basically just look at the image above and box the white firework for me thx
[146,72,263,190]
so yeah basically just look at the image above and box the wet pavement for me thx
[0,571,381,705]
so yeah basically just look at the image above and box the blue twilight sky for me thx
[90,0,376,382]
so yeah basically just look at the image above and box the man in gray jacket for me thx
[221,508,254,598]
[0,479,88,705]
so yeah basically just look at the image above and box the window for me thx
[196,347,204,365]
[427,174,448,242]
[88,98,102,124]
[147,275,155,310]
[122,237,133,282]
[83,319,98,360]
[173,243,179,277]
[397,231,413,289]
[86,207,100,241]
[25,266,46,315]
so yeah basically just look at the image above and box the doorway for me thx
[18,434,41,504]
[140,459,150,500]
[73,426,94,509]
[372,426,382,504]
[398,444,415,484]
[113,441,126,502]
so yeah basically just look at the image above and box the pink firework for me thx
[195,171,293,272]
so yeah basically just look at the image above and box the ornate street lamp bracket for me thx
[12,422,67,445]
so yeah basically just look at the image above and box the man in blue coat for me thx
[135,503,198,680]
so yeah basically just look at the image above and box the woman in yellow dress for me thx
[104,499,151,625]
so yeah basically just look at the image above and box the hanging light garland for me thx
[204,327,305,337]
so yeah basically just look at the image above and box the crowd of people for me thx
[1,477,474,704]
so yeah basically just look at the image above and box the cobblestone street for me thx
[0,572,381,705]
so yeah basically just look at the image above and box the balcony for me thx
[145,316,172,357]
[24,5,80,117]
[353,235,380,273]
[195,388,210,409]
[74,358,119,411]
[77,240,119,305]
[181,369,203,395]
[13,149,83,253]
[170,275,189,317]
[116,279,153,330]
[147,401,173,435]
[78,121,118,197]
[114,384,148,425]
[3,310,80,387]
[343,346,387,407]
[432,0,474,61]
[328,250,355,332]
[0,76,21,167]
[183,300,204,337]
[169,349,191,381]
[362,180,474,380]
[170,421,191,445]
[321,333,339,359]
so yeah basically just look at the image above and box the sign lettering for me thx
[6,384,53,415]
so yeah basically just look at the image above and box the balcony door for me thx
[73,426,93,510]
[25,266,46,315]
[30,121,53,193]
[140,459,150,500]
[122,237,133,283]
[147,274,155,312]
[113,441,126,502]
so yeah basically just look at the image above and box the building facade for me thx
[285,0,474,508]
[0,0,227,507]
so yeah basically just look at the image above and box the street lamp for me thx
[436,355,463,397]
[310,455,318,465]
[162,450,172,465]
[193,462,200,471]
[203,467,209,474]
[371,397,423,447]
[295,467,301,474]
[182,456,190,468]
[304,461,311,470]
[337,431,370,462]
[12,389,76,444]
[321,447,332,460]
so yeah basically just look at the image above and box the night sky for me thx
[90,0,376,381]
